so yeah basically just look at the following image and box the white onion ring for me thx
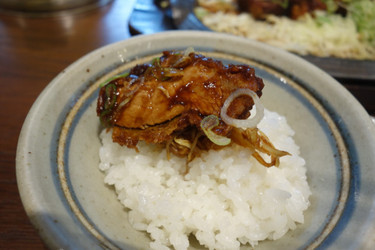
[220,88,264,128]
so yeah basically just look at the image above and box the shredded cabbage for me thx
[196,0,375,59]
[348,0,375,45]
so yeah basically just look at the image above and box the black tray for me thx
[129,0,375,80]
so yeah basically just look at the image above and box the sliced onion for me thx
[174,137,191,149]
[220,88,264,129]
[184,47,195,56]
[200,115,231,146]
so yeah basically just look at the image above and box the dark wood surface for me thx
[0,0,136,248]
[0,0,373,249]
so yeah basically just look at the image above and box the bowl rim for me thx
[16,30,375,249]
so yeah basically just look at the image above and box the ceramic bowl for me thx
[16,31,375,249]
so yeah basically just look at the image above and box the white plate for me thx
[16,31,375,249]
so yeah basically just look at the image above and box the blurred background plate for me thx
[129,0,375,80]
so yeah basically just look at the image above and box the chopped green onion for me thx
[99,72,129,87]
[104,83,117,110]
[200,115,231,146]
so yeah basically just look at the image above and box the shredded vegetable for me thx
[196,0,375,59]
[348,0,375,44]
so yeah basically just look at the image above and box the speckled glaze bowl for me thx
[16,31,375,249]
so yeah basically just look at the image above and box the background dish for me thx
[16,31,375,249]
[128,0,375,80]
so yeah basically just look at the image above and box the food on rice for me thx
[97,50,311,249]
[195,0,375,60]
[97,49,288,170]
[99,109,311,250]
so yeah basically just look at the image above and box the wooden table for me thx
[0,0,374,249]
[0,0,136,248]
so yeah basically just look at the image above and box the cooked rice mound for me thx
[99,109,311,250]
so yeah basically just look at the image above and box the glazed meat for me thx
[238,0,328,19]
[97,50,288,168]
[98,50,263,145]
[289,0,327,19]
[238,0,286,19]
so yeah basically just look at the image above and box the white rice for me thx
[99,109,311,250]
